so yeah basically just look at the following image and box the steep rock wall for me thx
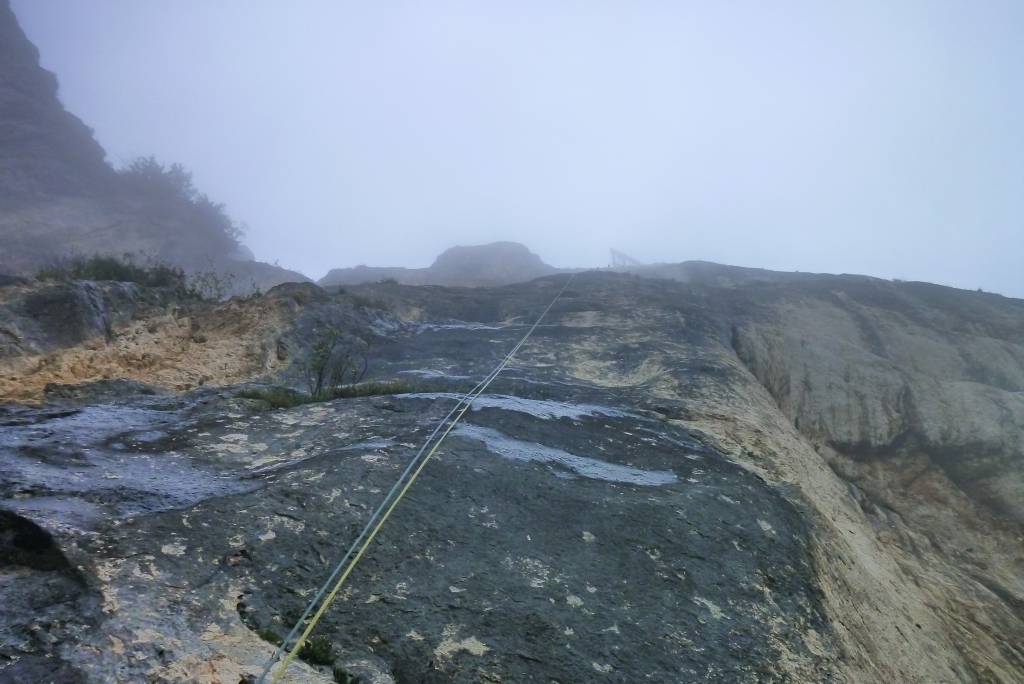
[727,278,1024,679]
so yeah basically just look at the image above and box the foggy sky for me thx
[11,1,1024,296]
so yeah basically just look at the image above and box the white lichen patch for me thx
[757,519,776,534]
[95,558,125,582]
[434,626,490,660]
[221,433,248,442]
[161,543,186,557]
[407,629,424,641]
[133,628,164,644]
[566,595,584,608]
[272,515,306,534]
[250,442,268,453]
[506,556,558,588]
[582,531,596,542]
[592,662,613,673]
[102,586,122,614]
[250,454,284,469]
[694,596,727,620]
[258,530,276,542]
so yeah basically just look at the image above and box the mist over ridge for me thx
[7,0,1023,297]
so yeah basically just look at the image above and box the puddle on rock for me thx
[0,403,254,531]
[452,424,677,486]
[407,393,633,421]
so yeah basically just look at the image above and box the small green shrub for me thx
[302,326,370,399]
[298,635,334,665]
[256,628,283,646]
[334,666,363,684]
[378,277,398,285]
[187,262,236,301]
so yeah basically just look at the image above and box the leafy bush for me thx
[297,635,334,665]
[378,277,399,285]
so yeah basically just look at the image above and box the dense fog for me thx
[11,0,1024,297]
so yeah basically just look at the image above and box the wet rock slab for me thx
[29,377,833,682]
[0,275,848,682]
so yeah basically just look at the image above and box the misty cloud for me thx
[11,0,1024,296]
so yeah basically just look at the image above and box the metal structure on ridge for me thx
[609,249,643,268]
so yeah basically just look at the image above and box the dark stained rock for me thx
[0,509,75,572]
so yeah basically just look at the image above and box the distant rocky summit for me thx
[318,241,560,288]
[0,0,306,291]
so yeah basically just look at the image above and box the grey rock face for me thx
[0,270,1022,682]
[0,0,113,202]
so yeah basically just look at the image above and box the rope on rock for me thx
[258,272,576,684]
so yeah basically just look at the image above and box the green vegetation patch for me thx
[297,635,335,666]
[256,628,283,646]
[236,380,414,410]
[35,252,248,301]
[37,254,188,290]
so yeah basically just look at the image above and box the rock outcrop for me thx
[318,241,560,289]
[0,1,307,291]
[0,1,113,203]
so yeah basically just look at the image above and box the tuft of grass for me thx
[236,380,413,410]
[256,628,283,646]
[334,666,363,684]
[326,379,412,399]
[298,635,334,665]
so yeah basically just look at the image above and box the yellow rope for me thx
[267,274,574,683]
